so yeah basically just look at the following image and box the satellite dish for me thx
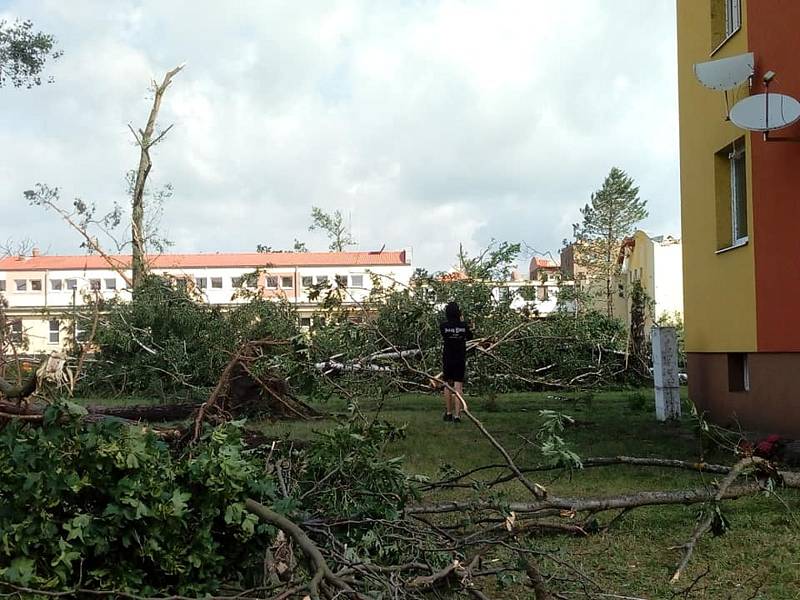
[729,93,800,131]
[694,52,754,91]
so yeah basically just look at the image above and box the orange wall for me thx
[747,1,800,352]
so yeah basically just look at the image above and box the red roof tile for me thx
[0,250,408,272]
[529,257,558,269]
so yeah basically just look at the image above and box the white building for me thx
[0,249,413,353]
[618,231,684,330]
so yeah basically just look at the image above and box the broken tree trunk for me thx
[129,64,184,290]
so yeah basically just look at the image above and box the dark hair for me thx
[445,301,461,322]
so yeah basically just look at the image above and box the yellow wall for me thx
[677,0,757,353]
[620,231,655,329]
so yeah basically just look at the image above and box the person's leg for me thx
[443,383,453,419]
[453,381,464,420]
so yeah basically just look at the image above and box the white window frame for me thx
[49,319,60,344]
[729,146,748,245]
[316,275,329,285]
[15,279,27,292]
[65,279,78,290]
[9,319,24,344]
[301,275,313,288]
[105,278,117,290]
[231,277,243,288]
[211,277,223,289]
[195,277,208,289]
[50,279,63,291]
[265,275,279,289]
[725,0,741,37]
[30,279,42,292]
[89,279,101,291]
[0,280,5,292]
[350,274,364,288]
[280,275,293,289]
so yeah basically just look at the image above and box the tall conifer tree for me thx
[572,167,648,317]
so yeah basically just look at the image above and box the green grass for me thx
[256,389,800,599]
[82,389,800,598]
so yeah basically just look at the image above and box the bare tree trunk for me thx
[129,65,183,290]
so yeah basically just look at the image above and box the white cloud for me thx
[0,0,679,270]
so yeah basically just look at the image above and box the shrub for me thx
[0,406,276,594]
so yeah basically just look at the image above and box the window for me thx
[711,0,741,50]
[31,279,42,291]
[9,319,23,344]
[300,317,312,327]
[266,276,278,288]
[51,279,63,291]
[105,278,117,290]
[211,277,223,289]
[231,277,243,288]
[730,146,748,244]
[281,276,293,289]
[15,280,27,291]
[66,279,77,290]
[350,274,364,288]
[728,353,749,392]
[0,280,5,292]
[316,275,329,285]
[335,274,347,287]
[301,276,313,288]
[715,140,748,250]
[49,320,60,344]
[195,277,208,289]
[89,279,101,291]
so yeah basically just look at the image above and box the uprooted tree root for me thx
[190,339,320,443]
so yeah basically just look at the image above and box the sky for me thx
[0,0,679,272]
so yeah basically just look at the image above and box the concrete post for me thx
[651,326,681,421]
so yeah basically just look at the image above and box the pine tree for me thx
[572,168,648,317]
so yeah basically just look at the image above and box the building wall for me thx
[745,0,800,352]
[618,231,683,332]
[688,352,800,436]
[1,259,414,354]
[652,240,684,321]
[677,0,757,353]
[679,0,800,436]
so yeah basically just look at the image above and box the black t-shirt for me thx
[440,320,473,364]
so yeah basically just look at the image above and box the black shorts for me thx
[443,358,466,383]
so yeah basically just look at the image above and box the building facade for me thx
[618,231,684,334]
[677,0,800,434]
[0,250,413,353]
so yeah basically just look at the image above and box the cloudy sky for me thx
[0,0,679,271]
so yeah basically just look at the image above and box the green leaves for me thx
[0,19,62,89]
[0,414,277,595]
[301,420,413,520]
[2,557,36,584]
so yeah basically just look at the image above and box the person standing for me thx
[440,301,472,423]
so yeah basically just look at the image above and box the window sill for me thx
[716,237,749,254]
[710,26,741,57]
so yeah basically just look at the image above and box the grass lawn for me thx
[254,389,800,599]
[80,388,800,598]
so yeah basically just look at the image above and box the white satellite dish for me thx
[694,52,754,91]
[729,93,800,131]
